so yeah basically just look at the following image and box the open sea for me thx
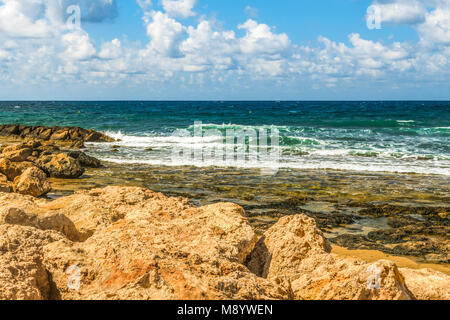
[0,101,449,175]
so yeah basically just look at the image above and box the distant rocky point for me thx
[0,124,115,147]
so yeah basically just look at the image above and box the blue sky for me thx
[0,0,449,100]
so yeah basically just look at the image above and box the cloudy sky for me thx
[0,0,449,100]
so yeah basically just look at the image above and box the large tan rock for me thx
[67,151,102,168]
[40,187,284,300]
[13,167,51,197]
[0,224,64,300]
[85,131,115,142]
[2,141,42,154]
[36,153,84,178]
[50,130,70,141]
[247,215,414,300]
[399,268,450,300]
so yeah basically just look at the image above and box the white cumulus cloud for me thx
[0,0,449,98]
[161,0,197,19]
[372,0,427,24]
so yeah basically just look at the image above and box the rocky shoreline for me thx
[0,186,448,300]
[0,125,449,300]
[0,124,114,147]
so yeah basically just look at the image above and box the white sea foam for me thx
[97,156,450,176]
[90,129,450,176]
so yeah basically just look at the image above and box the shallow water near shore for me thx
[46,161,449,266]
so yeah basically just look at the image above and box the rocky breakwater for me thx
[0,186,448,300]
[0,140,103,197]
[0,124,114,149]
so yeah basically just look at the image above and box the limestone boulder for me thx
[0,173,10,193]
[69,140,85,149]
[0,158,35,181]
[50,130,70,141]
[85,131,115,143]
[0,187,446,301]
[67,151,102,168]
[399,268,450,300]
[40,187,284,300]
[0,125,114,144]
[13,167,51,197]
[0,124,20,136]
[247,215,414,300]
[0,224,64,300]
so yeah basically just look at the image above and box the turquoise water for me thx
[0,101,449,175]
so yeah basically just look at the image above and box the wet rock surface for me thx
[329,205,450,263]
[13,167,52,197]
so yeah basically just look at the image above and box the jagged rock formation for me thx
[0,125,114,145]
[0,186,448,300]
[13,167,51,197]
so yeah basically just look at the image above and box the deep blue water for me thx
[0,101,449,175]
